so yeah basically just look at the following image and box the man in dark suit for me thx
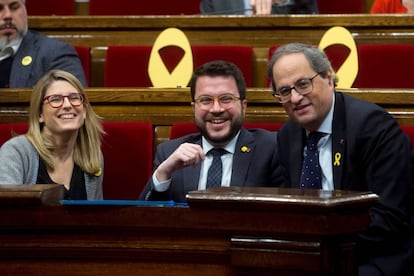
[267,42,413,276]
[0,0,86,88]
[139,60,280,202]
[200,0,319,15]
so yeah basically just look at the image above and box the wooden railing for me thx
[28,15,414,87]
[0,185,378,275]
[2,88,414,147]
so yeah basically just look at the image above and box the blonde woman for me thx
[0,70,104,199]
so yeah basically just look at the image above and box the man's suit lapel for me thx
[331,92,346,189]
[10,31,38,88]
[231,129,255,187]
[289,124,306,188]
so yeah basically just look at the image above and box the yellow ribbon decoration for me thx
[94,167,102,177]
[241,146,250,153]
[148,27,193,88]
[318,26,358,89]
[334,152,341,166]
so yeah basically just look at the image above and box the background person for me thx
[0,70,104,200]
[200,0,319,15]
[0,0,86,88]
[139,60,281,202]
[370,0,414,13]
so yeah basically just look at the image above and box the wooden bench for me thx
[1,88,414,148]
[28,14,414,87]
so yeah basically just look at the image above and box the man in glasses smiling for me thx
[140,60,281,202]
[268,43,413,275]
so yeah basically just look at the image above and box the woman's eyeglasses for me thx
[43,93,85,108]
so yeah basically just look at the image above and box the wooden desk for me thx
[0,186,378,275]
[28,15,414,87]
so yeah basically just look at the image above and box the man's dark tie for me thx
[300,132,324,189]
[206,148,227,189]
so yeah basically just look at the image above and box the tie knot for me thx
[306,132,323,150]
[208,148,227,157]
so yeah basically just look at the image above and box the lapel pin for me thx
[334,152,341,166]
[241,146,250,153]
[94,167,102,177]
[22,56,32,66]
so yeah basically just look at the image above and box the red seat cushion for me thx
[0,123,29,146]
[26,0,75,15]
[89,0,200,15]
[353,44,414,88]
[102,122,153,199]
[317,0,363,14]
[75,46,91,86]
[105,45,254,87]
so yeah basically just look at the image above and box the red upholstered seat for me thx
[89,0,200,15]
[401,126,414,148]
[0,123,29,146]
[169,122,282,139]
[74,46,91,86]
[266,45,279,88]
[269,44,414,89]
[353,44,414,89]
[102,122,153,200]
[104,45,253,87]
[317,0,363,14]
[192,45,253,87]
[104,46,153,87]
[26,0,75,15]
[0,122,154,200]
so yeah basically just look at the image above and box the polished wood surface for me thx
[2,87,414,148]
[28,15,414,87]
[0,186,378,275]
[0,184,63,206]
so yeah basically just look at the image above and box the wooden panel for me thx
[0,184,63,206]
[1,88,414,147]
[0,186,378,275]
[28,15,414,87]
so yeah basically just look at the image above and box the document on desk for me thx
[60,200,188,207]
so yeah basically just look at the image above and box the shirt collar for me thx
[317,94,335,135]
[202,130,240,155]
[0,36,23,59]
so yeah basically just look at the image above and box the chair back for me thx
[105,45,253,87]
[26,0,75,15]
[0,123,28,146]
[89,0,200,15]
[75,46,91,86]
[317,0,363,13]
[102,122,153,199]
[353,44,414,88]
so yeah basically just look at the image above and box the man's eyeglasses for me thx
[194,94,241,111]
[43,93,85,108]
[272,73,319,103]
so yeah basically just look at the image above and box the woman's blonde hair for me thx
[26,70,104,175]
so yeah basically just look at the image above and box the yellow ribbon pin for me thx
[94,167,102,177]
[22,56,32,66]
[334,152,341,166]
[241,146,250,153]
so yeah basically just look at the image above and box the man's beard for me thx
[0,25,26,51]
